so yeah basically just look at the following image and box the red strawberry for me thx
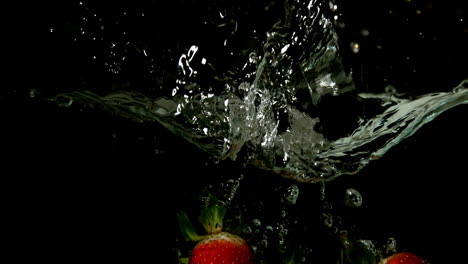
[190,231,254,264]
[380,252,429,264]
[178,194,254,264]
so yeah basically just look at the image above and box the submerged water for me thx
[54,0,467,183]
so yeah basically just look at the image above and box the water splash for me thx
[54,1,467,183]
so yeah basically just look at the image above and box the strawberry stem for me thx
[198,194,227,234]
[176,211,205,242]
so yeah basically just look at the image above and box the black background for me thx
[2,1,467,263]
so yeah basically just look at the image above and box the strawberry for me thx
[190,231,253,264]
[379,252,429,264]
[177,194,254,264]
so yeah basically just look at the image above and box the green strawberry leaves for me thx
[198,194,227,234]
[176,211,205,242]
[177,193,228,242]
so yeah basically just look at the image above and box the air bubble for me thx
[322,213,333,228]
[350,42,360,53]
[249,52,258,64]
[277,238,286,250]
[29,89,38,98]
[284,184,300,204]
[200,196,210,206]
[320,182,326,201]
[344,188,363,207]
[280,210,287,217]
[251,245,258,254]
[361,28,370,37]
[174,248,182,258]
[252,219,261,228]
[385,237,397,253]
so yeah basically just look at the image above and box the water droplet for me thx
[265,225,273,233]
[49,27,54,33]
[284,184,300,204]
[344,188,363,207]
[260,239,268,248]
